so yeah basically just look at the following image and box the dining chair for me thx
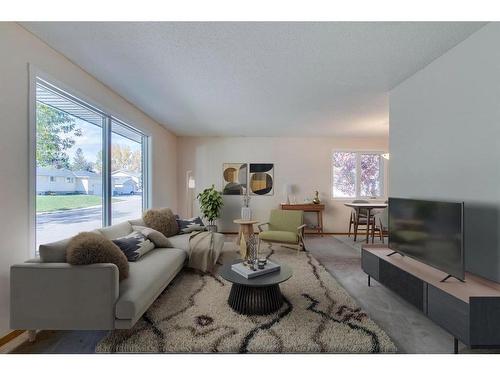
[371,206,388,243]
[348,199,374,241]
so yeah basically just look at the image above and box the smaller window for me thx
[66,177,74,183]
[332,151,386,199]
[49,176,55,182]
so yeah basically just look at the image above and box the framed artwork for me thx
[249,163,274,195]
[222,163,247,195]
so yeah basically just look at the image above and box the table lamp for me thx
[284,184,292,204]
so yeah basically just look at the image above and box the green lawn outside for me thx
[36,195,122,213]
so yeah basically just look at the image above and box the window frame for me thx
[29,66,151,256]
[331,150,387,201]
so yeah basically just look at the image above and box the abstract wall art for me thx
[249,163,274,195]
[222,163,247,195]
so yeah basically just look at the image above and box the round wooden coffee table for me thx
[219,259,293,315]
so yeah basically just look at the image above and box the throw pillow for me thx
[132,225,172,248]
[176,216,205,234]
[66,232,129,281]
[143,208,179,237]
[112,231,155,261]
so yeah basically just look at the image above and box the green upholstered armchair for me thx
[258,209,307,253]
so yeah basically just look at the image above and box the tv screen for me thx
[388,197,464,281]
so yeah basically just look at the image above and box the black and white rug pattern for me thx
[95,244,396,353]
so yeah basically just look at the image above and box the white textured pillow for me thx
[132,225,172,248]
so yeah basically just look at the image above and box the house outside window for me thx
[33,76,149,251]
[332,151,387,199]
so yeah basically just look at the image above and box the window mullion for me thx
[356,153,361,198]
[103,117,112,226]
[142,135,149,211]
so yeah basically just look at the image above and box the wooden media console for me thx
[362,245,500,353]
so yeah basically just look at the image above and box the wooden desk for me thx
[344,202,387,243]
[280,203,325,236]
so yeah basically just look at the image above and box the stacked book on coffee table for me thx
[231,261,280,279]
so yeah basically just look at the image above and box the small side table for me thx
[233,219,258,247]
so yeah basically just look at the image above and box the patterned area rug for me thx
[95,243,396,353]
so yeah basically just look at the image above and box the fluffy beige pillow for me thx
[66,232,129,281]
[142,208,179,237]
[132,225,172,248]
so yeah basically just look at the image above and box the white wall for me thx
[0,23,178,337]
[389,23,500,282]
[177,136,388,233]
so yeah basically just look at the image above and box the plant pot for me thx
[207,224,218,233]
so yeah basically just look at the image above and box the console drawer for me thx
[428,285,469,344]
[379,259,424,311]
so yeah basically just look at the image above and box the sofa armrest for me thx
[10,262,119,330]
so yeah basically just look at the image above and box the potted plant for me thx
[197,185,224,232]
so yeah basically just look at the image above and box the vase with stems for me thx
[241,194,252,220]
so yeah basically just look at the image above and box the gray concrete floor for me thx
[11,235,499,354]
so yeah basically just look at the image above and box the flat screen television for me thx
[388,197,465,281]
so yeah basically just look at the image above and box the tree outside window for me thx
[332,151,385,199]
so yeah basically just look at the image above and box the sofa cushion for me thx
[39,237,71,263]
[38,229,102,263]
[66,232,129,281]
[129,218,146,227]
[259,230,298,244]
[115,248,187,320]
[166,233,191,251]
[98,221,133,240]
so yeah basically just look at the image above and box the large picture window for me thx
[34,77,148,249]
[332,151,386,199]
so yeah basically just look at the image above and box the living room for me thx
[1,0,500,372]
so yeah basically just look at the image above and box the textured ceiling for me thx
[22,22,485,137]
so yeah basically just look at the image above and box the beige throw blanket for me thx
[188,231,218,272]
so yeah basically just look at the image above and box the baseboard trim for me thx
[0,330,25,349]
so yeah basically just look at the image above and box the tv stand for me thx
[362,245,500,354]
[440,274,465,283]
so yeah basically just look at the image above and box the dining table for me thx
[343,202,388,243]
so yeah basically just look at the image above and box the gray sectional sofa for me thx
[10,218,224,334]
